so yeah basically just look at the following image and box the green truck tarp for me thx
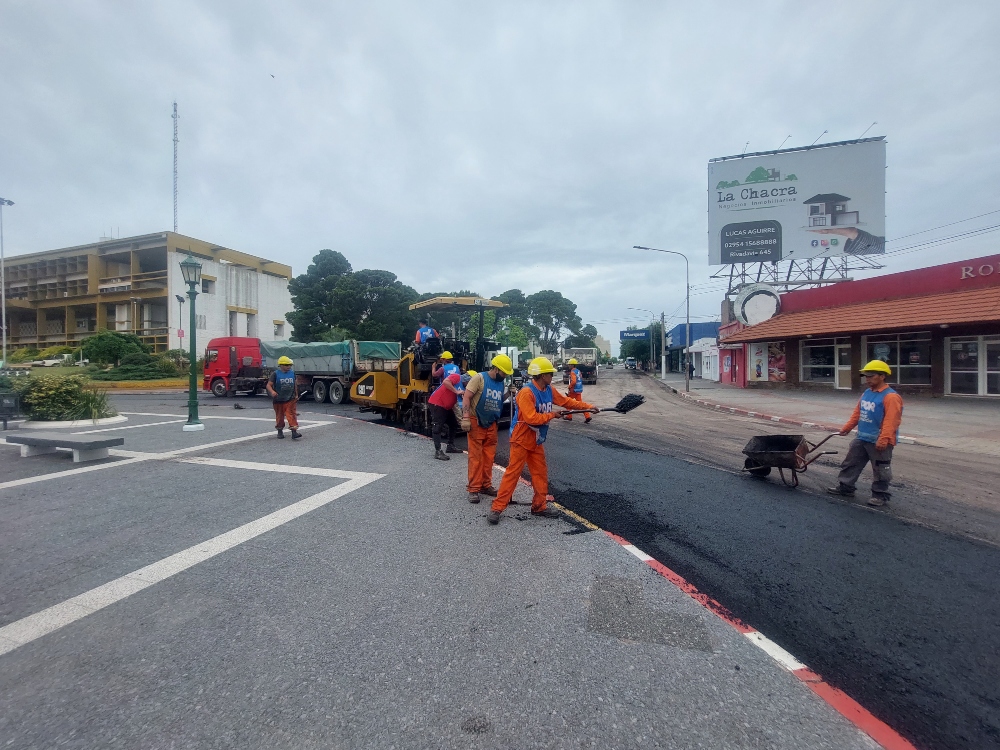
[259,340,400,376]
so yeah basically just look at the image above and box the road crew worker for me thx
[415,319,438,343]
[431,350,460,386]
[488,357,595,525]
[267,356,302,440]
[461,355,514,503]
[428,371,463,460]
[827,360,903,507]
[564,358,591,423]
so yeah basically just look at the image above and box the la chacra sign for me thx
[707,138,886,265]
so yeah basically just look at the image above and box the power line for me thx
[888,208,1000,243]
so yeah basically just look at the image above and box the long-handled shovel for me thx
[558,393,646,417]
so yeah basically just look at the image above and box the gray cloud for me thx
[2,1,999,348]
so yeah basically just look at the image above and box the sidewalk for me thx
[655,373,1000,455]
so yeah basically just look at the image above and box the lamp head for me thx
[179,253,202,286]
[175,294,186,304]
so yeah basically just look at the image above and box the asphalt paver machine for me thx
[350,296,508,433]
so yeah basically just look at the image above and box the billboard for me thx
[747,342,786,382]
[708,138,885,265]
[620,330,650,340]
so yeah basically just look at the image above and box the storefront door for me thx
[948,335,1000,396]
[835,344,852,389]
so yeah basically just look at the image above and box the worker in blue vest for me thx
[266,356,301,440]
[461,355,514,502]
[414,319,438,344]
[564,358,591,423]
[827,360,903,506]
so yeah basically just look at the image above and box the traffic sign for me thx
[178,330,185,338]
[620,330,650,341]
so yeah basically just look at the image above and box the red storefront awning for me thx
[723,285,1000,343]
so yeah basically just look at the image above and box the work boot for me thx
[826,485,855,497]
[291,429,302,440]
[446,445,463,454]
[531,507,561,519]
[434,450,450,461]
[487,511,501,525]
[584,417,592,424]
[867,494,889,507]
[276,429,285,439]
[479,486,498,497]
[468,493,481,504]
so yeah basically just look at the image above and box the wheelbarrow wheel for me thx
[744,457,772,478]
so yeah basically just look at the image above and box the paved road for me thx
[0,401,882,749]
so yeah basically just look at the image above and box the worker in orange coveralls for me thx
[461,354,515,504]
[564,358,591,423]
[488,357,596,525]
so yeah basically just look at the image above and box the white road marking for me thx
[0,462,384,657]
[743,631,806,671]
[0,423,331,491]
[622,544,653,562]
[73,419,187,434]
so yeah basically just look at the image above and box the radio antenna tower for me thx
[172,101,179,232]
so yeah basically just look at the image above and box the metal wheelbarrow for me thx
[741,433,838,487]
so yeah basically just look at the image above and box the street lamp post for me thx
[0,198,13,367]
[633,246,690,393]
[627,307,655,372]
[179,253,204,431]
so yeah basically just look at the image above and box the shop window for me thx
[947,335,1000,396]
[865,332,931,386]
[800,338,846,383]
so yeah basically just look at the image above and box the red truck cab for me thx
[203,337,265,397]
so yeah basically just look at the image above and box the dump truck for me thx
[203,336,400,403]
[561,347,599,385]
[350,296,512,433]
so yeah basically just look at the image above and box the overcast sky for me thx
[3,1,999,352]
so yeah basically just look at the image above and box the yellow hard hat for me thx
[277,356,293,366]
[466,369,477,376]
[859,359,892,375]
[441,351,453,360]
[490,353,514,375]
[568,358,578,365]
[527,357,557,376]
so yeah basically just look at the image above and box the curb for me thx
[655,378,921,446]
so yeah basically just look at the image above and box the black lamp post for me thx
[179,253,204,431]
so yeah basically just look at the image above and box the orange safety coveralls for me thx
[464,374,499,494]
[273,399,299,430]
[492,384,593,514]
[564,369,590,421]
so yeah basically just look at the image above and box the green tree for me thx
[564,324,599,349]
[81,330,149,366]
[329,269,419,344]
[744,166,771,183]
[526,290,581,354]
[287,249,353,341]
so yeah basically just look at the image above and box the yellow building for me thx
[3,232,293,354]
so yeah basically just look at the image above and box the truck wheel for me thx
[211,379,228,398]
[312,380,328,403]
[329,381,345,405]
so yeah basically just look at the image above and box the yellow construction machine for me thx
[350,296,509,433]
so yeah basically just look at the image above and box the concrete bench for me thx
[4,432,125,463]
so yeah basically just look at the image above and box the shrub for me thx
[120,352,155,367]
[12,374,117,421]
[0,374,12,390]
[8,348,40,364]
[37,345,75,359]
[81,330,149,366]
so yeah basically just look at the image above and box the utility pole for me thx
[0,198,12,366]
[633,246,690,392]
[172,102,179,233]
[660,311,666,380]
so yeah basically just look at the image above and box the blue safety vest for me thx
[570,368,584,394]
[510,381,553,444]
[272,369,296,402]
[417,326,436,343]
[857,387,900,443]
[442,362,460,377]
[475,372,506,428]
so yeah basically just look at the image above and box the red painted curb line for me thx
[601,530,920,750]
